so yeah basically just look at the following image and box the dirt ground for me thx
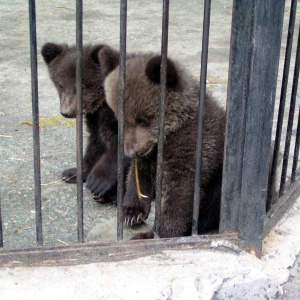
[0,0,232,249]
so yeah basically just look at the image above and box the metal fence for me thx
[0,0,299,265]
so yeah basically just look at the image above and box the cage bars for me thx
[154,0,170,236]
[192,0,211,236]
[280,24,300,193]
[268,0,297,204]
[28,0,43,246]
[117,0,127,241]
[75,0,84,244]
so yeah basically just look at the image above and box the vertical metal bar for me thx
[268,0,297,202]
[0,196,3,247]
[28,0,43,246]
[117,0,127,241]
[192,0,211,236]
[154,0,169,236]
[76,0,84,243]
[291,105,300,182]
[280,24,300,193]
[220,0,253,233]
[238,0,284,257]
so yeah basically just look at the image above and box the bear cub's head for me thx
[104,52,197,158]
[41,43,119,117]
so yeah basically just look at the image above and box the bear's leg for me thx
[86,136,130,202]
[62,119,107,184]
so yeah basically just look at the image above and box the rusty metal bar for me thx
[76,0,84,243]
[192,0,211,235]
[117,0,127,241]
[28,0,43,246]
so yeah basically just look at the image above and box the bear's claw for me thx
[62,168,87,183]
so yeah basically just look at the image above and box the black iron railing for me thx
[0,0,299,264]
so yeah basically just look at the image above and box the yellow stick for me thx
[134,157,149,201]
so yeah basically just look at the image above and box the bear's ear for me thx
[145,55,179,88]
[89,44,105,64]
[41,43,67,65]
[97,45,120,77]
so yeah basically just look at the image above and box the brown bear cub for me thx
[41,43,129,203]
[104,53,226,238]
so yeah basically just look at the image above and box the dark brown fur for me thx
[104,53,226,238]
[41,43,127,202]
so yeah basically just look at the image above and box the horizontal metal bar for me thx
[0,233,240,267]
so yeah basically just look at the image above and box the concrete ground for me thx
[0,0,300,299]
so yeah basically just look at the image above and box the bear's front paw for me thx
[130,230,155,240]
[123,201,150,226]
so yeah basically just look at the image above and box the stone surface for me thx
[0,197,299,300]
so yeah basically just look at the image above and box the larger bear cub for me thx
[41,43,127,202]
[104,53,226,238]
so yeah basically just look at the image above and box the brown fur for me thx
[104,53,226,238]
[41,43,127,202]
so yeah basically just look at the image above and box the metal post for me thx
[76,0,84,243]
[238,0,285,257]
[28,0,43,246]
[220,0,253,233]
[117,0,127,241]
[192,0,211,235]
[154,0,169,236]
[291,105,300,182]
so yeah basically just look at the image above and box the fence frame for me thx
[0,0,300,264]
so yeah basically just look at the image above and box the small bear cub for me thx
[103,52,226,238]
[41,43,128,203]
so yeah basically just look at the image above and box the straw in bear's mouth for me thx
[134,157,149,201]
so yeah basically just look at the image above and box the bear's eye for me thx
[136,117,150,127]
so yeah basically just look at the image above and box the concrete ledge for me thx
[0,197,299,300]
